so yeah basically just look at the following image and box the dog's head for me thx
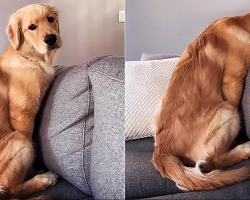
[6,4,62,54]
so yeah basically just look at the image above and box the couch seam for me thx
[89,70,124,83]
[81,73,92,195]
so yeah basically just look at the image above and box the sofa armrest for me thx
[88,56,125,199]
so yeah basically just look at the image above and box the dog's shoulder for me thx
[1,46,54,82]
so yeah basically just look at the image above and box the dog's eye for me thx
[28,24,37,30]
[47,17,54,23]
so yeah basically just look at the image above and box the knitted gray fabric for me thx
[143,182,250,200]
[89,56,125,199]
[241,71,250,140]
[37,56,108,195]
[126,138,182,199]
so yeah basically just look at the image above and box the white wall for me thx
[125,0,250,61]
[0,0,125,65]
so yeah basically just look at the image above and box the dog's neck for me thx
[2,44,57,85]
[18,44,57,66]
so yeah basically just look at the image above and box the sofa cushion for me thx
[125,57,180,140]
[89,56,125,199]
[241,71,250,140]
[35,56,109,195]
[140,53,180,61]
[127,138,250,199]
[126,137,182,199]
[144,181,250,200]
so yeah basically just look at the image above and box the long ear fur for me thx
[6,13,23,50]
[49,5,60,32]
[40,4,60,32]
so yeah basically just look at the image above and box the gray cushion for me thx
[143,181,250,200]
[126,137,250,199]
[37,56,109,195]
[89,56,125,199]
[140,53,180,61]
[126,137,182,199]
[241,71,250,140]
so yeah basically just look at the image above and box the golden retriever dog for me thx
[0,4,62,199]
[153,13,250,191]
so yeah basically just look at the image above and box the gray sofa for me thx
[31,56,125,200]
[125,53,250,199]
[29,53,250,199]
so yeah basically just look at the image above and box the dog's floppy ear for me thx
[6,13,23,50]
[41,4,60,32]
[55,13,60,32]
[50,5,60,32]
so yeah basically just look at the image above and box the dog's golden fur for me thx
[153,13,250,191]
[0,4,61,199]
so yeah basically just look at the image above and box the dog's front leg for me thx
[221,69,247,107]
[25,165,45,181]
[9,111,36,139]
[9,172,58,199]
[212,141,250,169]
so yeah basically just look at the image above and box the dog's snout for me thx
[44,34,57,46]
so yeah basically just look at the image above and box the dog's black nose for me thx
[44,34,57,46]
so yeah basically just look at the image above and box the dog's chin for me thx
[47,44,60,51]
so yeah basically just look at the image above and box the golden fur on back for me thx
[154,13,250,191]
[0,4,61,199]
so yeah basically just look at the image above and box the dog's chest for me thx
[8,63,54,113]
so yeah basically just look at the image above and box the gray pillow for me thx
[241,71,250,140]
[89,56,125,199]
[36,56,108,195]
[140,53,180,61]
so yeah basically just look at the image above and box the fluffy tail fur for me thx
[153,151,250,191]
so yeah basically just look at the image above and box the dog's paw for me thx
[176,183,189,191]
[241,141,250,155]
[35,171,59,189]
[195,160,211,173]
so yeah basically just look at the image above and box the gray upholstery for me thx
[143,182,250,200]
[89,56,125,199]
[140,53,180,61]
[126,137,182,199]
[37,56,109,195]
[126,137,250,200]
[241,71,250,140]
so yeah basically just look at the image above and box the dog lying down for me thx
[0,4,62,200]
[153,13,250,191]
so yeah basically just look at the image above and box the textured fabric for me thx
[29,178,92,200]
[89,56,125,199]
[127,137,250,199]
[241,71,250,140]
[35,56,109,195]
[125,58,180,140]
[140,53,180,61]
[143,182,250,200]
[126,137,182,199]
